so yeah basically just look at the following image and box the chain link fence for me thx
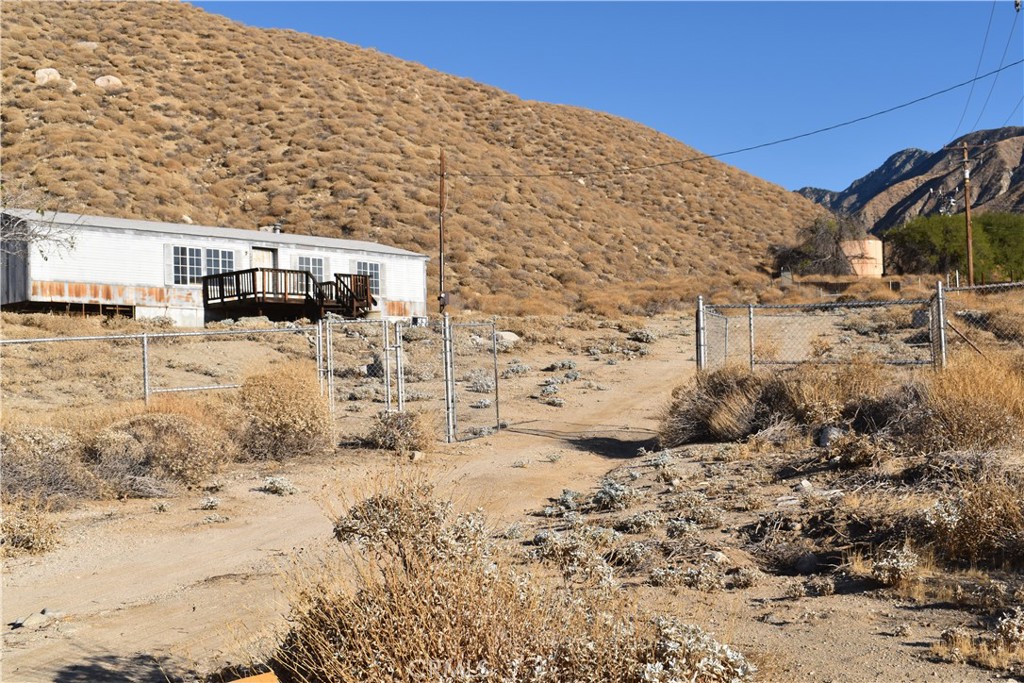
[449,321,501,441]
[697,297,935,370]
[0,326,319,417]
[322,318,393,443]
[939,282,1024,359]
[697,281,1024,372]
[2,314,501,444]
[393,320,448,441]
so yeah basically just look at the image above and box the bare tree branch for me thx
[1,178,77,257]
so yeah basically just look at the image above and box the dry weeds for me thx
[273,481,754,682]
[239,362,332,460]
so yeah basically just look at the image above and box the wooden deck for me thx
[202,268,375,321]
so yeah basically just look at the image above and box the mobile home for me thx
[1,210,430,326]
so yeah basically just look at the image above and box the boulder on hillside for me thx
[94,75,123,89]
[73,41,99,50]
[34,68,60,85]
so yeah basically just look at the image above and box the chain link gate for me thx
[320,318,394,441]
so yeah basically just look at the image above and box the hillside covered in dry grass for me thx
[0,0,823,314]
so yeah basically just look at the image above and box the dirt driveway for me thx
[1,317,691,682]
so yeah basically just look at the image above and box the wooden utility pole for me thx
[438,149,448,314]
[961,141,975,286]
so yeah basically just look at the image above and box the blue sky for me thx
[192,1,1023,192]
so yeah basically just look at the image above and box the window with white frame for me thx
[173,246,202,284]
[297,256,325,281]
[357,261,381,296]
[205,249,234,276]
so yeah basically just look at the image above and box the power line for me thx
[970,8,1021,131]
[453,58,1024,181]
[1001,95,1024,126]
[950,0,997,140]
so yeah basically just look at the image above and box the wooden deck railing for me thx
[202,268,376,318]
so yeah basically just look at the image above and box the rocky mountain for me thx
[797,127,1024,234]
[0,1,824,315]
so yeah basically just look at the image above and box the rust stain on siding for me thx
[385,301,410,317]
[28,281,201,307]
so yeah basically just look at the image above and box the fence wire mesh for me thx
[701,299,936,370]
[450,322,501,440]
[942,282,1024,355]
[2,314,503,445]
[323,319,392,441]
[394,320,448,441]
[0,326,318,417]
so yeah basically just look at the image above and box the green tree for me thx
[885,213,1024,281]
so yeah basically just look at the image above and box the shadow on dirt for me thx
[507,420,658,459]
[52,652,192,683]
[566,435,658,459]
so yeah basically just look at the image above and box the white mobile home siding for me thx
[1,210,429,326]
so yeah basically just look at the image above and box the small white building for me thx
[1,209,430,326]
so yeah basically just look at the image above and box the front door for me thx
[252,248,277,268]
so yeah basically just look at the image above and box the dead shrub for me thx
[273,483,754,683]
[659,367,767,446]
[0,500,60,555]
[828,433,895,469]
[87,413,235,489]
[921,465,1024,568]
[905,352,1024,453]
[363,410,433,454]
[0,427,99,506]
[766,359,891,429]
[239,362,332,460]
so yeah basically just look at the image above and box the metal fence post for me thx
[394,322,406,412]
[935,281,948,370]
[723,317,729,363]
[326,321,336,420]
[441,312,456,443]
[142,333,150,404]
[695,296,707,371]
[315,319,324,395]
[382,318,393,414]
[491,320,501,432]
[748,304,755,372]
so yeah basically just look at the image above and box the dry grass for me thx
[659,359,895,447]
[86,412,236,492]
[907,352,1024,453]
[239,362,333,460]
[0,499,60,556]
[920,461,1024,568]
[663,352,1023,456]
[0,1,823,315]
[659,366,767,447]
[363,410,433,455]
[0,427,100,506]
[270,481,754,683]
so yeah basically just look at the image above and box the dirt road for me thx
[1,318,691,682]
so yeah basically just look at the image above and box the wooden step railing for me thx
[334,273,376,315]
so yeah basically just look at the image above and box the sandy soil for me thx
[0,315,1011,682]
